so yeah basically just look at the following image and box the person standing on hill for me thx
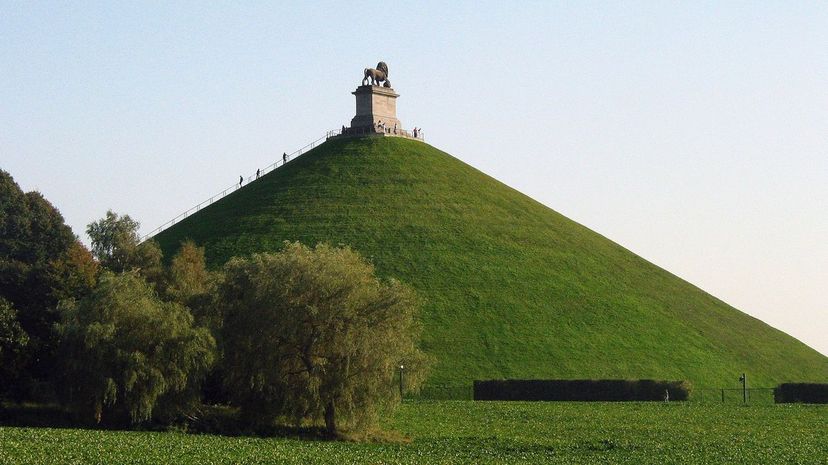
[256,169,260,179]
[239,175,243,187]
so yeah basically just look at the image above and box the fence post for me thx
[740,373,747,404]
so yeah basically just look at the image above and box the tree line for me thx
[0,169,428,436]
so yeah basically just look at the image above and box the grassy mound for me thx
[155,137,827,387]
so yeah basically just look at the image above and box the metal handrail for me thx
[140,133,329,241]
[141,126,426,241]
[333,125,425,141]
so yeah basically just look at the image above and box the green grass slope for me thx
[155,137,827,387]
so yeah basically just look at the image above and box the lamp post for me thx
[399,363,405,399]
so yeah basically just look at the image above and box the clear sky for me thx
[2,2,826,356]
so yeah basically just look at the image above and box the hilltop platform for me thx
[328,125,425,142]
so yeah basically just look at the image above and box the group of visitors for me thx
[373,121,422,139]
[375,121,399,134]
[239,152,289,187]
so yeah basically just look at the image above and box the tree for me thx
[85,211,140,272]
[164,241,215,312]
[48,240,99,302]
[86,211,163,285]
[1,171,75,266]
[56,271,215,425]
[0,297,29,398]
[163,240,228,405]
[218,242,429,435]
[0,171,76,335]
[0,170,89,398]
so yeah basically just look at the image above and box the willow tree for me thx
[218,242,429,435]
[56,271,215,425]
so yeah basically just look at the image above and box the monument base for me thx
[350,85,402,131]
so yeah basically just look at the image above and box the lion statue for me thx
[362,61,389,87]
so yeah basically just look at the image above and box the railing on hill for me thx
[141,126,427,242]
[335,125,426,141]
[140,133,331,242]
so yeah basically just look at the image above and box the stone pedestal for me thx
[350,85,401,130]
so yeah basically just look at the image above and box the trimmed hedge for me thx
[474,379,691,401]
[774,383,828,404]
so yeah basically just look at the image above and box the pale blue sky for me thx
[2,2,826,356]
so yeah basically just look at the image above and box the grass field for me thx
[1,401,825,464]
[154,136,828,387]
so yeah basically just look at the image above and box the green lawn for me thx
[1,401,825,464]
[154,136,827,388]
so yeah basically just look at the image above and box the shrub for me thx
[774,383,828,404]
[473,379,691,401]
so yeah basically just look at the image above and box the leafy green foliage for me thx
[163,241,226,405]
[1,401,826,463]
[0,171,75,266]
[163,240,219,331]
[155,137,827,387]
[0,298,28,352]
[86,211,163,285]
[55,272,215,425]
[86,211,140,272]
[47,240,99,302]
[164,240,211,305]
[0,297,29,395]
[0,170,75,338]
[218,243,429,434]
[0,170,93,398]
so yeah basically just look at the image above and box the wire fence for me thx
[403,385,780,403]
[692,387,776,404]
